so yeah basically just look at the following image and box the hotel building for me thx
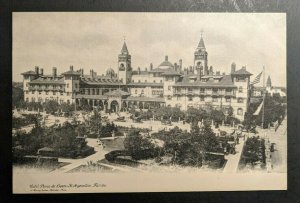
[22,35,252,121]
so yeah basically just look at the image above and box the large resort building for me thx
[22,35,252,121]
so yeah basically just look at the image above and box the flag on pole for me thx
[251,71,263,85]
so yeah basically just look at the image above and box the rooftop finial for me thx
[123,35,126,42]
[200,29,204,38]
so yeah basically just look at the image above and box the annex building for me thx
[22,34,252,121]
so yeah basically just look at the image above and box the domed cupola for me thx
[158,56,174,69]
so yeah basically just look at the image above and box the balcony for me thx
[174,91,183,95]
[225,92,235,97]
[29,86,65,92]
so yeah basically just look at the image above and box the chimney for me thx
[52,67,57,77]
[174,63,178,71]
[165,55,168,61]
[40,68,44,75]
[81,69,84,76]
[216,71,220,76]
[35,66,39,75]
[231,62,236,73]
[138,67,141,75]
[145,67,147,72]
[70,65,74,71]
[209,66,213,74]
[242,66,246,70]
[223,72,226,75]
[179,59,182,71]
[150,63,153,70]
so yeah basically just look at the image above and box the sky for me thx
[13,12,286,86]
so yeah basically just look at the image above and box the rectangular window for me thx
[153,80,156,83]
[200,97,204,101]
[53,92,56,95]
[60,92,63,96]
[31,91,35,94]
[67,84,69,88]
[213,98,218,102]
[239,86,243,93]
[188,96,193,101]
[145,80,147,83]
[168,86,171,90]
[226,98,231,102]
[237,98,243,103]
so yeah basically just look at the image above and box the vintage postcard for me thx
[12,12,286,193]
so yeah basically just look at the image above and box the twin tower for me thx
[117,34,208,84]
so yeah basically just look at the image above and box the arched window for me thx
[237,108,243,116]
[119,63,125,70]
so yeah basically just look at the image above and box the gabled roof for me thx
[231,68,252,76]
[132,70,149,75]
[21,70,37,75]
[104,89,130,97]
[61,70,81,75]
[80,76,123,85]
[161,69,182,76]
[29,76,65,84]
[174,75,236,88]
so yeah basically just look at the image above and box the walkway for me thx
[223,140,245,173]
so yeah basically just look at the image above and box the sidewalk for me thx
[223,140,245,173]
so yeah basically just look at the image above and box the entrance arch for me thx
[110,100,120,113]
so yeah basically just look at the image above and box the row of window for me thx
[171,96,244,103]
[132,79,163,83]
[26,97,70,104]
[26,91,72,96]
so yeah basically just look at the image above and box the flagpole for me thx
[261,66,265,128]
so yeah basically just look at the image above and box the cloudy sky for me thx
[13,12,286,86]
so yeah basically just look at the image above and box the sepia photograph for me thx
[12,12,287,193]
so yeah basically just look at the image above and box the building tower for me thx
[194,31,208,76]
[61,65,81,104]
[118,40,132,84]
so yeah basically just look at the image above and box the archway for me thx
[110,100,119,113]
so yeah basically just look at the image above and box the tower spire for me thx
[121,40,129,55]
[197,30,205,50]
